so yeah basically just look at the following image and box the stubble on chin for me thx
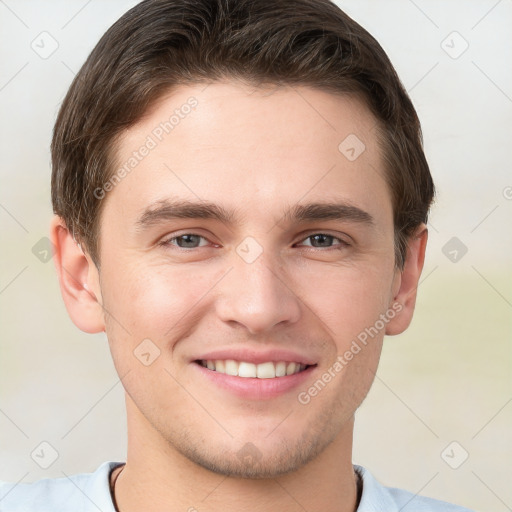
[161,405,346,479]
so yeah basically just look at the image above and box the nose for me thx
[215,248,301,335]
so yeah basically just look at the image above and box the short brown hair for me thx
[51,0,434,269]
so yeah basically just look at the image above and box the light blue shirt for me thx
[0,461,475,511]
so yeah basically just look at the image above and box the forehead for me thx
[106,81,391,230]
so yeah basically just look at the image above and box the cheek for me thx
[99,262,211,413]
[100,259,215,355]
[301,261,394,344]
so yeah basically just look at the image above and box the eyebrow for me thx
[135,198,374,231]
[283,202,374,226]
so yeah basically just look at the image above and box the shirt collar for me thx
[354,464,399,511]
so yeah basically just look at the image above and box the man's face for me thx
[94,82,401,477]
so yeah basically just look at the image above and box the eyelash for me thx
[159,232,350,251]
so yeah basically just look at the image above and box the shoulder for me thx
[0,461,122,512]
[354,465,476,512]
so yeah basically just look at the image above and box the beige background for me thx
[1,1,511,511]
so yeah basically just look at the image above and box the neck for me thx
[113,397,359,512]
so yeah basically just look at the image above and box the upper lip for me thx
[193,348,318,366]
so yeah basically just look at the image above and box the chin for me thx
[168,411,340,479]
[179,441,318,479]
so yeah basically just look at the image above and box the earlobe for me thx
[385,224,428,336]
[50,215,105,333]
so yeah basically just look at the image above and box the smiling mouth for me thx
[196,360,314,378]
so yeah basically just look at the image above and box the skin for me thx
[51,82,427,512]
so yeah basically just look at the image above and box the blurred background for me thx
[0,1,510,511]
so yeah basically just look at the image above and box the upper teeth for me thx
[200,360,306,378]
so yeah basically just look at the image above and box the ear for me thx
[50,215,105,333]
[385,224,428,336]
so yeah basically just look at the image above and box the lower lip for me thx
[192,362,316,400]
